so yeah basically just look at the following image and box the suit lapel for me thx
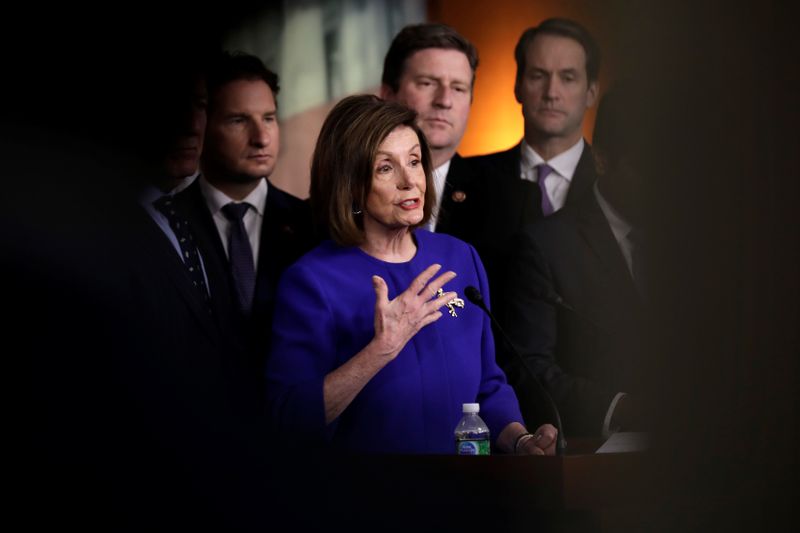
[138,209,220,343]
[182,182,227,263]
[564,142,598,209]
[178,182,240,329]
[254,184,300,316]
[495,143,543,225]
[436,152,480,235]
[573,194,640,304]
[254,195,278,313]
[436,153,462,231]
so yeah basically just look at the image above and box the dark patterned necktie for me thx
[221,202,256,315]
[153,195,211,306]
[537,164,555,216]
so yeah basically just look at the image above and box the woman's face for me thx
[363,125,426,233]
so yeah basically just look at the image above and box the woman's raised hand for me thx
[371,264,457,359]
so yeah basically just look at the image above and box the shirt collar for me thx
[139,171,200,206]
[200,176,269,217]
[173,171,199,194]
[433,159,451,198]
[520,138,585,182]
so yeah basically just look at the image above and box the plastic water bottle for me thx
[454,403,490,455]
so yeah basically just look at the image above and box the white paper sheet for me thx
[595,431,649,454]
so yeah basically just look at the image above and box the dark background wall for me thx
[431,4,799,527]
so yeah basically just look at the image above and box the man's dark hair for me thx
[207,51,280,109]
[514,18,600,85]
[382,23,479,92]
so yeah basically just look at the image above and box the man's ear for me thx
[586,80,599,109]
[514,79,523,104]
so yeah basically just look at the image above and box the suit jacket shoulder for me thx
[262,180,314,268]
[265,181,308,211]
[471,143,521,175]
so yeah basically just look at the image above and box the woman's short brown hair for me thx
[310,94,436,246]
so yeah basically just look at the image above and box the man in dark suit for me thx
[179,52,313,378]
[129,51,247,367]
[6,38,283,529]
[497,85,651,438]
[449,18,602,297]
[379,23,481,235]
[128,48,268,449]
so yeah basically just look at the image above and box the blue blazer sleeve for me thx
[265,263,335,441]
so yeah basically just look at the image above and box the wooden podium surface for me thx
[316,437,653,530]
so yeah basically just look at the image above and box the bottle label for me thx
[456,439,490,455]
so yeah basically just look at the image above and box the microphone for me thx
[521,257,575,313]
[465,286,567,456]
[529,278,611,336]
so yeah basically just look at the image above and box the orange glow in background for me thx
[430,0,605,156]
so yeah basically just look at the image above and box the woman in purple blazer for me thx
[265,95,556,455]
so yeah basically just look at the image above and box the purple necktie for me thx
[221,202,256,315]
[537,164,555,216]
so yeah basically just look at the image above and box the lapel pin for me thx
[451,190,466,203]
